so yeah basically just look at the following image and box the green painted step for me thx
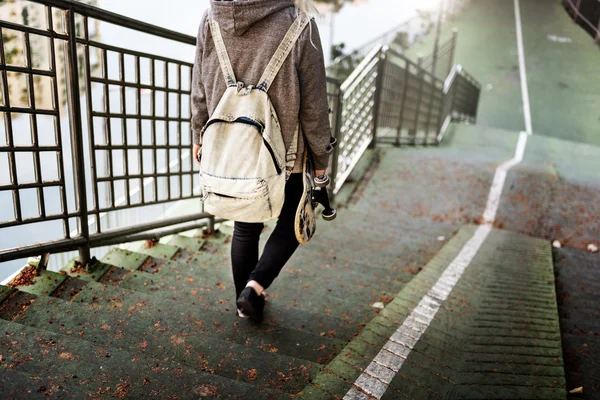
[0,367,103,399]
[298,225,566,399]
[61,256,360,342]
[0,285,319,394]
[97,248,365,341]
[0,318,289,399]
[170,233,415,297]
[13,266,344,365]
[134,243,380,324]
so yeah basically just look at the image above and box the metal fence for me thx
[0,0,481,274]
[563,0,600,42]
[418,30,458,80]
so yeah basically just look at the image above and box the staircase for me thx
[0,139,569,399]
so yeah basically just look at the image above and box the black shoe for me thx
[236,287,265,322]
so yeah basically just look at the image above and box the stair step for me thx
[0,285,319,394]
[0,367,101,399]
[11,267,345,364]
[133,244,380,324]
[0,318,290,399]
[61,257,361,342]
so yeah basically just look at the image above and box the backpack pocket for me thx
[200,173,274,222]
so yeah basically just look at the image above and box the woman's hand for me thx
[193,144,201,164]
[315,169,326,177]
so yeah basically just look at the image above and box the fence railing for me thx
[0,0,481,275]
[563,0,600,42]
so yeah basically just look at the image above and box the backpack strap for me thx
[208,19,237,87]
[257,12,311,93]
[285,124,300,179]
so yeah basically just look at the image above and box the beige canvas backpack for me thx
[198,12,310,223]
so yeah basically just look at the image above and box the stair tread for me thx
[0,285,321,394]
[0,318,290,399]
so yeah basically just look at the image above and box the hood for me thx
[210,0,296,36]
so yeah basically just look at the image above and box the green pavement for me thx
[299,226,566,399]
[407,0,600,146]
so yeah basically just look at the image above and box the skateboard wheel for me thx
[314,174,329,187]
[322,208,337,221]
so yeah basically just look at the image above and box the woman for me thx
[191,0,332,321]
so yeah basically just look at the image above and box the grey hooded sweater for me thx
[191,0,332,171]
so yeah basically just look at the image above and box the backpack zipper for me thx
[204,117,283,175]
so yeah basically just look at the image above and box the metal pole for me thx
[65,9,91,266]
[449,29,458,71]
[573,0,582,22]
[370,47,387,149]
[330,83,343,200]
[596,16,600,44]
[431,0,445,78]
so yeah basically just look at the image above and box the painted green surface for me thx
[301,226,566,399]
[407,0,525,133]
[408,0,600,147]
[519,0,600,146]
[0,318,290,399]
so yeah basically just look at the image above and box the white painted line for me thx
[482,131,529,224]
[343,225,492,399]
[514,0,533,135]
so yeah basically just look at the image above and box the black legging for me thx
[230,173,303,299]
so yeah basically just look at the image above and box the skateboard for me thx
[294,140,337,245]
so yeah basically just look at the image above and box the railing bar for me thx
[423,78,437,145]
[96,170,194,182]
[0,145,63,152]
[0,106,58,116]
[35,0,197,45]
[0,181,64,190]
[95,195,200,214]
[66,8,91,263]
[0,20,64,39]
[89,111,188,122]
[164,62,171,201]
[0,29,22,223]
[151,59,158,202]
[82,15,101,234]
[395,59,410,146]
[0,65,55,77]
[101,48,116,210]
[0,213,75,229]
[23,32,47,218]
[82,39,194,66]
[177,63,183,197]
[46,5,71,238]
[0,237,88,264]
[90,76,190,94]
[119,52,130,207]
[135,55,145,204]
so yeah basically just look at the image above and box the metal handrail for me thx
[564,0,600,42]
[39,0,196,44]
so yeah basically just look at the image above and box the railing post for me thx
[448,29,458,76]
[65,9,91,266]
[205,216,215,235]
[370,47,387,149]
[330,83,343,200]
[431,0,445,78]
[573,0,582,22]
[395,59,411,146]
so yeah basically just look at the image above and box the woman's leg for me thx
[231,221,264,299]
[248,173,303,290]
